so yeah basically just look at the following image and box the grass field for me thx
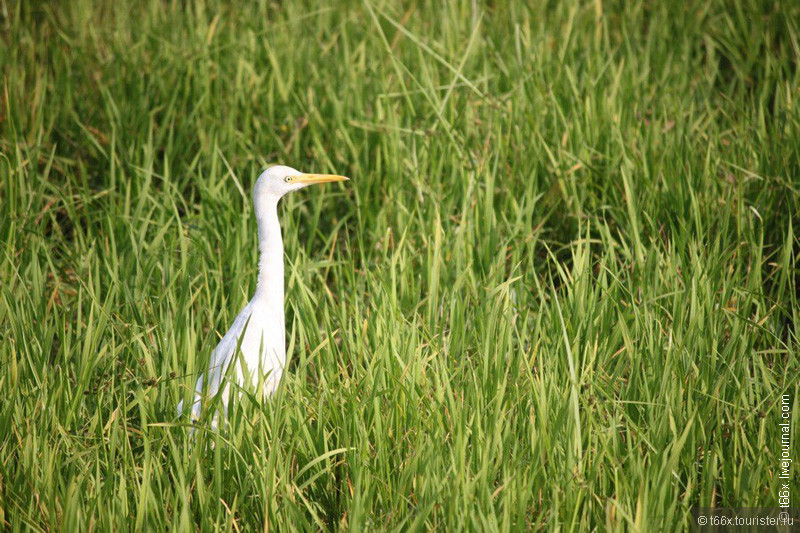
[2,0,799,530]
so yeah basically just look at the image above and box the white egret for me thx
[178,165,348,422]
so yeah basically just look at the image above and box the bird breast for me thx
[233,302,286,390]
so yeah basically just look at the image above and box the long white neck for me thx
[254,198,284,304]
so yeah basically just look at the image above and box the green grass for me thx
[1,0,799,529]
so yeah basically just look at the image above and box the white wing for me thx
[178,303,253,420]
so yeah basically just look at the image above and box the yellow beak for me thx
[293,173,349,184]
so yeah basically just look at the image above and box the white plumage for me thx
[178,165,348,422]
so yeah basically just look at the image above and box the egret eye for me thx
[284,176,293,183]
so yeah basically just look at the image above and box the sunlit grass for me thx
[1,0,798,529]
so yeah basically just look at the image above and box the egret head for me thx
[253,165,348,204]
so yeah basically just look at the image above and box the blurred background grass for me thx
[1,0,798,529]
